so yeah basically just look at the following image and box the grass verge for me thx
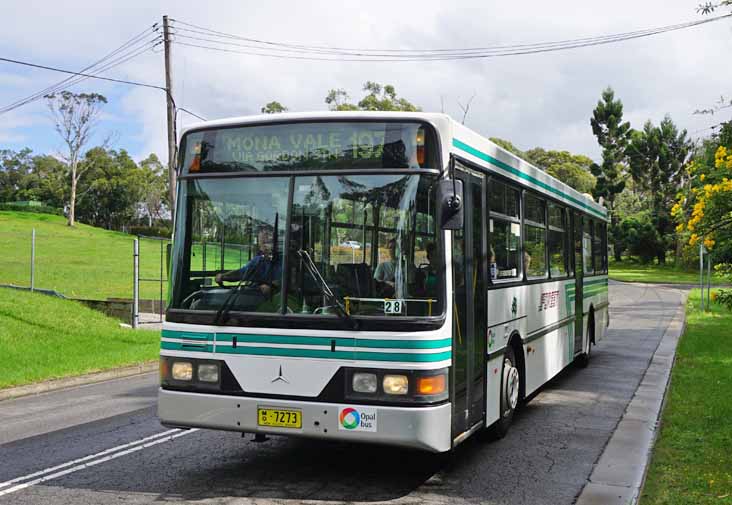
[0,288,159,389]
[0,211,169,300]
[609,259,725,285]
[641,289,732,504]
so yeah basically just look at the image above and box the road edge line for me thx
[0,361,159,402]
[575,288,688,505]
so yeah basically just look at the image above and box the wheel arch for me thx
[508,331,526,401]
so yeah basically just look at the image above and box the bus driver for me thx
[215,228,282,308]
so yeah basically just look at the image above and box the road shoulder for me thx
[576,288,687,505]
[0,361,157,402]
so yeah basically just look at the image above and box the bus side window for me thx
[488,180,521,280]
[523,193,547,278]
[548,203,568,278]
[583,219,594,275]
[593,221,603,274]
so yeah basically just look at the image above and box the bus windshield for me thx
[169,174,444,321]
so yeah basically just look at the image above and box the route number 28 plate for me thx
[383,299,404,314]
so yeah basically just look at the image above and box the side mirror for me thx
[438,179,464,230]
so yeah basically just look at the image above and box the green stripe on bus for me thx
[160,342,214,352]
[161,341,450,362]
[453,138,607,220]
[162,330,214,340]
[214,333,452,349]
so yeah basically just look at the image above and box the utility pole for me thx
[163,15,177,219]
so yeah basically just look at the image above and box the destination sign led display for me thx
[182,122,435,173]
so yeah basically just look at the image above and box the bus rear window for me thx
[181,121,437,173]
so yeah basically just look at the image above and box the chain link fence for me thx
[1,226,169,323]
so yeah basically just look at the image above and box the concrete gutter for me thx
[576,289,688,505]
[0,361,158,402]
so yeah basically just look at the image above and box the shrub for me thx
[713,289,732,311]
[127,224,172,238]
[0,203,63,216]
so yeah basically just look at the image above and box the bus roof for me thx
[179,111,607,221]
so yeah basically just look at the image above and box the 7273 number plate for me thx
[257,407,302,429]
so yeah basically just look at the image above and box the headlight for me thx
[383,375,408,395]
[197,363,219,383]
[171,361,193,381]
[352,372,377,393]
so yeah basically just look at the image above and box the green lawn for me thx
[609,259,725,285]
[0,287,159,389]
[0,211,171,300]
[641,289,732,504]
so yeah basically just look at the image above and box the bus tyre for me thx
[492,346,520,439]
[576,314,594,369]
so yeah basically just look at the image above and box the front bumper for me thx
[158,388,452,452]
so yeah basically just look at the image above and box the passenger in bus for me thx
[416,242,438,296]
[374,238,397,295]
[215,228,282,308]
[489,246,497,280]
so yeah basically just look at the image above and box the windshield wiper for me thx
[297,249,359,330]
[212,267,256,326]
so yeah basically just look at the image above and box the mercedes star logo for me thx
[271,365,289,384]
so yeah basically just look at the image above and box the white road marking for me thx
[0,428,180,490]
[0,428,198,497]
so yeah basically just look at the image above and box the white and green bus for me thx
[158,112,609,452]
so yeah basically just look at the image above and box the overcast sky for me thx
[2,0,731,164]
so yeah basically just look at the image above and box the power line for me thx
[0,38,162,115]
[0,56,166,91]
[0,25,162,115]
[177,107,206,121]
[169,14,732,61]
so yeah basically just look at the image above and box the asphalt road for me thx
[0,282,685,505]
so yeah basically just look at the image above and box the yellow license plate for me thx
[257,407,302,429]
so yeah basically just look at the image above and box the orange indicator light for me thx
[417,374,446,395]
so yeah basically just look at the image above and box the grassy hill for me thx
[0,287,158,388]
[0,211,169,300]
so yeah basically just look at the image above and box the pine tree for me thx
[590,87,631,261]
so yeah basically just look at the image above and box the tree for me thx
[75,147,143,230]
[325,89,359,111]
[489,137,524,158]
[0,148,34,202]
[325,82,421,112]
[617,212,664,264]
[261,101,288,114]
[698,1,732,14]
[627,116,692,263]
[590,87,632,260]
[45,91,107,226]
[457,92,476,124]
[23,154,67,208]
[524,148,597,193]
[139,154,168,226]
[673,122,732,261]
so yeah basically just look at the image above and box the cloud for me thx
[1,0,730,162]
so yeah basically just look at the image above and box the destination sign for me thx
[183,122,433,173]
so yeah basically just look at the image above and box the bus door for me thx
[573,212,584,354]
[451,166,487,438]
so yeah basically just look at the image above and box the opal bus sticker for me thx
[338,407,377,432]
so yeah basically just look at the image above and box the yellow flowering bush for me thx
[673,143,732,249]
